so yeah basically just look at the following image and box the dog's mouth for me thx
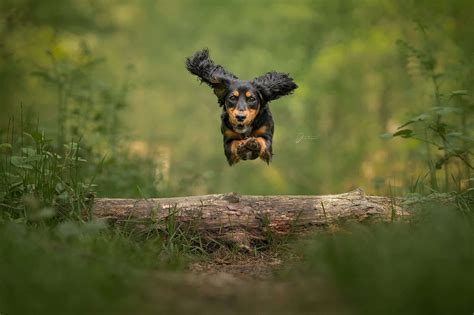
[234,123,250,134]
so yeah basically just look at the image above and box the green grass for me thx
[2,123,474,315]
[291,202,474,315]
[1,198,473,314]
[0,222,191,315]
[1,128,92,222]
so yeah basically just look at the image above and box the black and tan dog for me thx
[185,49,297,165]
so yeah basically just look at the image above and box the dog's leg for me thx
[245,137,272,164]
[224,139,246,165]
[239,139,259,161]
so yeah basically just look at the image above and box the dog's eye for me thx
[229,95,237,101]
[248,96,256,102]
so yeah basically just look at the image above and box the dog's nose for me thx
[236,114,246,122]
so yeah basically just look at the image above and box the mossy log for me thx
[93,189,405,248]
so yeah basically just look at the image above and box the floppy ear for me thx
[185,49,238,106]
[252,71,297,103]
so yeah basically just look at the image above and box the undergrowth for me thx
[1,23,473,314]
[1,123,93,223]
[288,201,474,315]
[0,222,177,315]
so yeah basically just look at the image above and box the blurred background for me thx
[1,2,473,314]
[1,0,472,198]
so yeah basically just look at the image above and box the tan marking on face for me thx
[251,125,267,137]
[245,91,252,97]
[227,107,239,126]
[232,90,239,97]
[224,128,242,139]
[243,108,258,125]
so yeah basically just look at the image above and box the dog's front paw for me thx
[236,141,248,157]
[245,137,260,152]
[250,137,271,164]
[236,139,259,160]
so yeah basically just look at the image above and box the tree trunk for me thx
[93,189,405,248]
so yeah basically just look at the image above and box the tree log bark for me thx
[93,189,405,248]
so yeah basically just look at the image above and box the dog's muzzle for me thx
[234,123,250,134]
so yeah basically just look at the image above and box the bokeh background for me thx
[1,0,472,197]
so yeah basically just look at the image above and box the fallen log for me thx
[93,189,405,248]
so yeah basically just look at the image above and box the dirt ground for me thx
[142,249,349,315]
[189,250,284,279]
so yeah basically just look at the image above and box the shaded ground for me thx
[139,249,350,315]
[189,250,284,279]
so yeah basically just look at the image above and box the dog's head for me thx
[186,49,297,133]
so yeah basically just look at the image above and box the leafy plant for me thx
[32,41,134,155]
[383,24,473,193]
[0,124,94,222]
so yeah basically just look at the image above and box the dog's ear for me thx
[185,49,237,106]
[252,72,297,103]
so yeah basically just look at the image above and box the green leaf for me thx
[455,135,474,143]
[55,182,64,193]
[446,132,462,138]
[450,90,468,97]
[24,156,41,163]
[21,147,37,156]
[5,172,21,179]
[432,106,462,115]
[9,181,24,191]
[57,191,70,201]
[10,156,33,169]
[23,131,43,143]
[393,129,415,138]
[379,133,393,139]
[398,113,430,129]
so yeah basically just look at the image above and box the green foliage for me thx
[0,3,474,313]
[32,41,134,154]
[1,0,473,196]
[0,126,93,222]
[89,152,158,198]
[0,223,180,315]
[384,26,473,193]
[292,202,474,315]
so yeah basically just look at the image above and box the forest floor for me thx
[141,247,349,315]
[189,249,283,279]
[146,222,359,314]
[2,199,472,315]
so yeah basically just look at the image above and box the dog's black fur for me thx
[185,49,297,165]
